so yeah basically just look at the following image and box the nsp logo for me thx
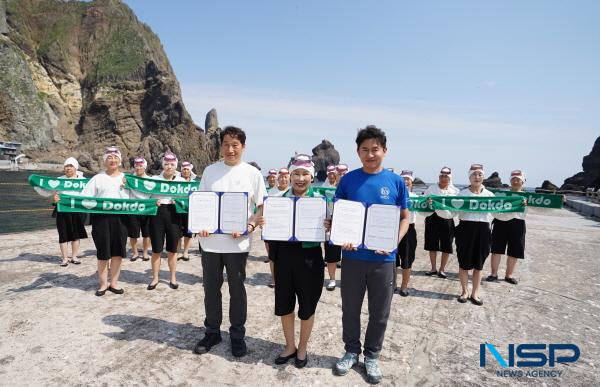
[480,343,580,368]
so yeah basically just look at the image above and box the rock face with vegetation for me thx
[0,0,218,173]
[311,139,340,182]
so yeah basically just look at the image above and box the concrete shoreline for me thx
[0,207,598,386]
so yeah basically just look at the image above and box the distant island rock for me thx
[561,136,600,191]
[310,139,340,182]
[483,171,504,189]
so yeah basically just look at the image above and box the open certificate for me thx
[188,191,220,233]
[262,196,327,242]
[187,191,248,234]
[330,199,401,252]
[261,197,294,241]
[329,199,366,247]
[364,204,401,252]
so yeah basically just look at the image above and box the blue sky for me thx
[124,0,599,185]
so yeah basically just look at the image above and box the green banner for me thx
[28,174,89,191]
[408,196,434,212]
[124,174,200,197]
[174,198,189,213]
[313,186,336,202]
[415,195,526,213]
[489,189,563,209]
[57,194,158,215]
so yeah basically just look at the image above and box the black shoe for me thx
[457,295,468,303]
[130,256,139,262]
[169,282,179,290]
[274,351,296,365]
[60,261,69,267]
[108,286,124,295]
[399,289,409,297]
[147,282,158,290]
[193,334,222,354]
[95,288,107,297]
[231,338,247,357]
[141,257,150,261]
[181,255,190,262]
[425,270,437,276]
[504,277,518,285]
[486,275,498,282]
[437,271,448,279]
[268,283,275,288]
[295,354,308,368]
[469,296,484,306]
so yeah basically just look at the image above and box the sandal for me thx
[504,277,518,285]
[457,294,469,303]
[69,258,81,265]
[425,270,438,276]
[486,275,498,282]
[60,261,69,267]
[469,296,484,306]
[130,255,139,262]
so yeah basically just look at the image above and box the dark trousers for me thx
[201,249,248,340]
[341,259,395,359]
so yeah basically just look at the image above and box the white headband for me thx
[64,157,79,170]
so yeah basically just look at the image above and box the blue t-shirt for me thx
[335,168,409,262]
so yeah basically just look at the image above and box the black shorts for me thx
[56,211,88,243]
[126,215,151,238]
[180,213,192,238]
[270,241,324,320]
[396,224,417,269]
[491,219,526,259]
[455,220,491,271]
[324,243,342,263]
[91,214,127,260]
[424,213,455,254]
[150,204,182,254]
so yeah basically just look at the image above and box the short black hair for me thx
[356,125,387,150]
[220,126,246,145]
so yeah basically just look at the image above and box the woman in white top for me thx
[423,167,459,278]
[321,165,338,188]
[147,152,185,290]
[265,167,290,287]
[35,157,88,267]
[179,161,197,261]
[487,170,528,285]
[454,164,494,306]
[266,169,277,191]
[81,146,129,296]
[126,157,151,262]
[395,170,418,297]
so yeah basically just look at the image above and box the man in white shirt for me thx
[193,126,267,358]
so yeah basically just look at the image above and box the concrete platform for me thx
[0,207,599,386]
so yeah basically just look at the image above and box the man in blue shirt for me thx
[332,126,410,384]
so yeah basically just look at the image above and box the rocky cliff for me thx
[561,136,600,191]
[0,0,219,173]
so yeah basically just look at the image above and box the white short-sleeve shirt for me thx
[198,161,268,253]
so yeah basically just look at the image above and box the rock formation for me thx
[561,136,600,191]
[536,180,559,193]
[0,0,218,174]
[310,140,340,182]
[483,171,504,189]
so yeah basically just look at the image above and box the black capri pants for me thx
[91,214,127,260]
[396,223,417,269]
[269,241,324,320]
[150,204,182,254]
[424,212,455,254]
[455,220,491,271]
[491,218,526,259]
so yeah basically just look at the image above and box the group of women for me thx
[396,164,528,305]
[36,147,527,371]
[38,147,199,296]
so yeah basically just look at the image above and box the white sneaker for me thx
[326,279,336,291]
